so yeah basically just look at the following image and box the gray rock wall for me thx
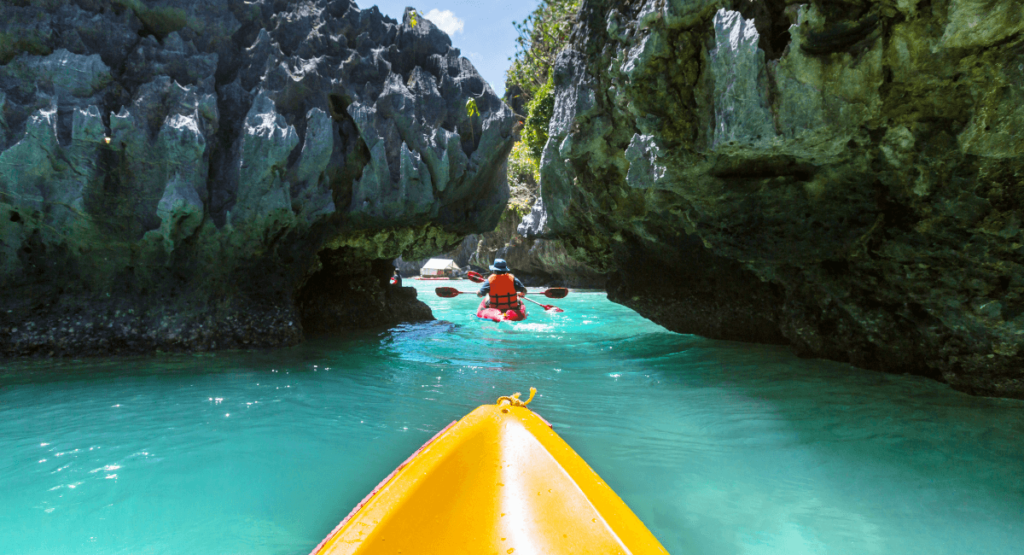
[0,0,516,356]
[538,0,1024,398]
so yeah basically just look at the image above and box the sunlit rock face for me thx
[0,0,516,356]
[538,0,1024,398]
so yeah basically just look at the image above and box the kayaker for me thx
[390,267,403,287]
[477,258,526,311]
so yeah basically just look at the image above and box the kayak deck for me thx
[311,400,667,555]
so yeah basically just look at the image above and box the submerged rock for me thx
[0,1,516,356]
[538,0,1024,397]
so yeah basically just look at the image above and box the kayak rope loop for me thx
[497,387,537,408]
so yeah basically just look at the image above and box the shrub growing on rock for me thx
[507,141,539,217]
[505,0,579,106]
[521,75,555,161]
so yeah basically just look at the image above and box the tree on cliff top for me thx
[504,0,580,111]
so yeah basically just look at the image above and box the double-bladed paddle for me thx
[460,271,568,312]
[435,287,566,313]
[465,272,568,297]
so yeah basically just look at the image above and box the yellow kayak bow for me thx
[310,389,668,555]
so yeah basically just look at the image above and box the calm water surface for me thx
[1,282,1022,554]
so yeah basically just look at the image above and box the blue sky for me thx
[356,1,542,98]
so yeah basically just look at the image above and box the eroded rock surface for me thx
[0,0,515,356]
[539,0,1024,397]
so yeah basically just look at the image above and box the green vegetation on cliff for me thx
[505,0,579,165]
[505,0,580,106]
[507,141,540,217]
[522,75,555,160]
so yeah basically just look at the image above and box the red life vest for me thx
[488,273,521,311]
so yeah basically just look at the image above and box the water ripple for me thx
[0,284,1021,555]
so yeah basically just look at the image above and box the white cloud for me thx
[424,9,464,36]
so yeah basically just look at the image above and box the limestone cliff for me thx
[0,0,516,355]
[538,0,1024,397]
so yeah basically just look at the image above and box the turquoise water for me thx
[1,282,1022,554]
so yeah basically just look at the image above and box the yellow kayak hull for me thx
[311,403,668,555]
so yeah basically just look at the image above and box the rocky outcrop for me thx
[0,0,515,356]
[538,0,1024,397]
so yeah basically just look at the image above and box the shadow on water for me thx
[0,321,456,387]
[556,333,1024,555]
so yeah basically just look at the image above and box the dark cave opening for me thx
[738,0,795,60]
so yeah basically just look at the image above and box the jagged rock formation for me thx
[538,0,1024,398]
[0,0,515,356]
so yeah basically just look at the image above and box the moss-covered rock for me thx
[0,1,516,357]
[539,0,1024,398]
[522,76,556,160]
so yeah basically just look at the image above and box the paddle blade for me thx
[435,287,461,298]
[545,305,565,313]
[466,271,485,283]
[543,288,569,299]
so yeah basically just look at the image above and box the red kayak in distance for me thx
[476,298,527,322]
